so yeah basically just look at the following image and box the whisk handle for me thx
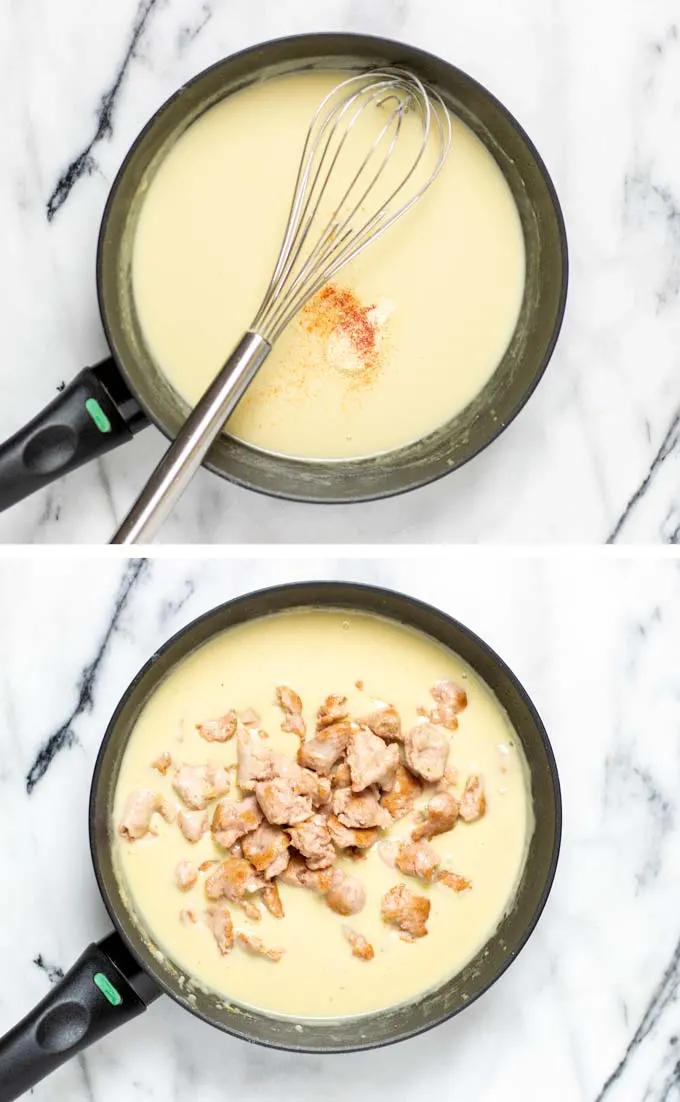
[109,331,270,544]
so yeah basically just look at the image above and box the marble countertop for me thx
[1,0,680,544]
[0,554,678,1099]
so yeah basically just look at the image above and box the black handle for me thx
[0,358,148,512]
[0,933,161,1101]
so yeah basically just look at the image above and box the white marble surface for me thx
[1,0,679,544]
[0,554,678,1099]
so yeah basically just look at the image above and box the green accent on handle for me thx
[93,972,122,1006]
[85,398,112,434]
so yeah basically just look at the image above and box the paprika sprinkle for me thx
[301,283,391,381]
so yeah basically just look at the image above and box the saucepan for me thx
[0,33,567,518]
[0,581,561,1100]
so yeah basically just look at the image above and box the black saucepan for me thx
[0,581,561,1100]
[0,33,568,516]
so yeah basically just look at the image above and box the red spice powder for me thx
[301,283,380,375]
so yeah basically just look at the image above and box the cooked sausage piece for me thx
[435,768,460,792]
[279,855,334,895]
[237,728,275,791]
[255,777,313,825]
[325,869,366,915]
[196,711,238,742]
[362,704,403,742]
[298,719,353,775]
[381,884,430,940]
[287,814,336,870]
[429,679,467,730]
[332,787,392,829]
[155,794,177,824]
[331,761,352,789]
[316,694,349,731]
[346,728,399,792]
[236,932,284,961]
[211,795,263,849]
[272,755,332,808]
[459,775,486,822]
[204,856,263,904]
[172,763,231,810]
[175,861,198,891]
[276,686,306,739]
[119,789,175,840]
[260,880,284,918]
[327,815,379,850]
[411,791,459,842]
[278,854,307,886]
[437,870,472,892]
[380,764,423,821]
[242,822,291,879]
[394,841,440,883]
[307,773,332,807]
[178,809,209,844]
[205,905,234,954]
[403,724,450,783]
[150,751,172,775]
[342,925,374,960]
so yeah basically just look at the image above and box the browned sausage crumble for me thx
[120,681,487,963]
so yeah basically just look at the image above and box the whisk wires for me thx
[251,67,452,344]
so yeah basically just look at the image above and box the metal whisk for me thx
[111,68,451,543]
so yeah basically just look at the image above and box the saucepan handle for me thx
[110,330,271,544]
[0,358,148,512]
[0,933,160,1101]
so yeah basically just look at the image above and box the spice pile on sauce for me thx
[301,283,392,380]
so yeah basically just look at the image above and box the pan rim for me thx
[89,579,562,1053]
[95,31,569,506]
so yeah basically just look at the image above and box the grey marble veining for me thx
[1,0,680,543]
[0,555,679,1099]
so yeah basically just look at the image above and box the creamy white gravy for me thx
[132,71,525,460]
[113,610,532,1019]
